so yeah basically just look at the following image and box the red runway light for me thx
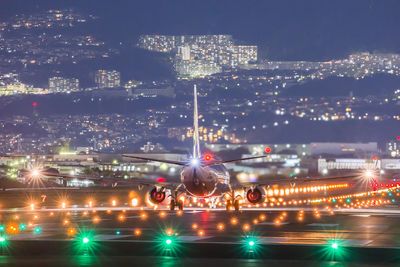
[264,146,272,154]
[396,136,400,141]
[31,101,38,107]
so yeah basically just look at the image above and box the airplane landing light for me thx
[190,158,199,166]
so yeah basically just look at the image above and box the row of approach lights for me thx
[0,235,341,251]
[0,223,342,255]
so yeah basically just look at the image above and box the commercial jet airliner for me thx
[122,85,270,211]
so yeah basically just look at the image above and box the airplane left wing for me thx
[206,155,267,166]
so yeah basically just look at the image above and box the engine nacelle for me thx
[246,187,265,204]
[149,187,166,204]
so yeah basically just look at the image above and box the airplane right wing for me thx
[21,168,181,189]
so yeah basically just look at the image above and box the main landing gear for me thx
[225,191,240,211]
[226,199,240,211]
[169,191,184,211]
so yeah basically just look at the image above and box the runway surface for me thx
[1,206,400,248]
[1,190,400,265]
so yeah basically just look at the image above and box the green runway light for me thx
[33,226,42,234]
[0,225,4,232]
[331,242,339,250]
[73,230,97,254]
[155,229,181,255]
[116,230,121,235]
[0,235,7,247]
[19,223,26,231]
[242,236,260,254]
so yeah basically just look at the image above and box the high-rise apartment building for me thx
[95,70,121,88]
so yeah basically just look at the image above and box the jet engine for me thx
[149,187,166,204]
[246,187,265,204]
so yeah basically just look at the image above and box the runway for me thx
[1,207,400,248]
[1,190,400,265]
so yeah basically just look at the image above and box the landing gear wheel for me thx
[226,200,232,211]
[170,199,176,211]
[234,199,240,211]
[177,200,184,210]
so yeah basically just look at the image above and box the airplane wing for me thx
[231,173,360,189]
[22,169,181,189]
[206,155,267,166]
[122,155,186,166]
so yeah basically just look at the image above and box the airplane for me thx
[119,85,368,211]
[18,85,376,211]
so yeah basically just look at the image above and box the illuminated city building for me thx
[139,34,258,78]
[386,140,400,158]
[48,77,79,93]
[95,70,121,88]
[310,142,378,156]
[317,158,380,173]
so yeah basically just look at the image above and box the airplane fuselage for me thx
[180,164,230,198]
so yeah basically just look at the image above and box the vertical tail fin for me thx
[193,85,201,158]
